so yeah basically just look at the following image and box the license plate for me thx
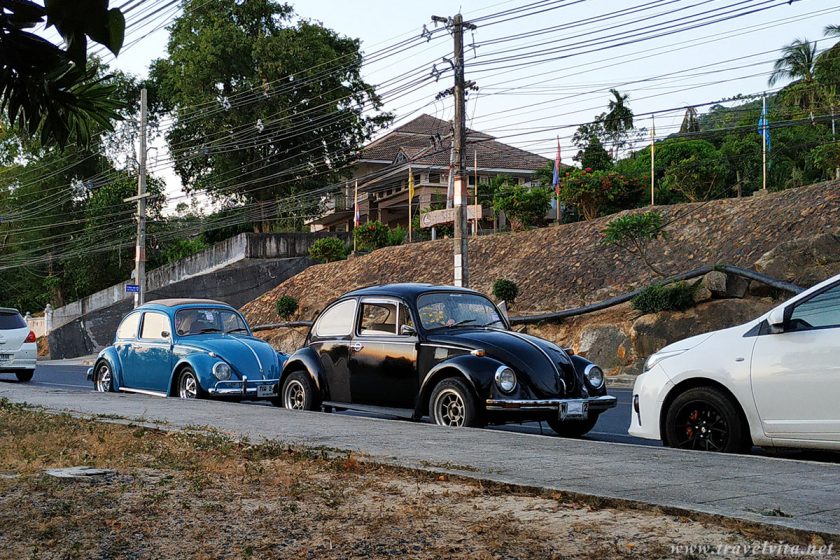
[257,384,277,398]
[560,401,588,420]
[0,354,11,362]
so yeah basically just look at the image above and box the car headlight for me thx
[212,362,232,380]
[643,349,687,372]
[494,366,517,394]
[584,364,604,389]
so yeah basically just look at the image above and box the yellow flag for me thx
[408,166,415,200]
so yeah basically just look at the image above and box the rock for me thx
[45,466,115,481]
[577,325,632,369]
[753,231,840,290]
[701,271,750,298]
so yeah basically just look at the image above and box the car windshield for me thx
[416,292,505,331]
[174,308,249,336]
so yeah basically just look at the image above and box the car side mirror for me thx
[399,324,416,336]
[767,307,786,333]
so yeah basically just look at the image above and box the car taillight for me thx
[24,331,36,343]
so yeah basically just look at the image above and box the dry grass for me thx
[0,399,831,559]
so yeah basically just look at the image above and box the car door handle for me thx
[350,342,363,352]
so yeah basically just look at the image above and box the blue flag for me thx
[757,107,771,151]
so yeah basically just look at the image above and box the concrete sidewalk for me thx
[37,355,97,367]
[2,382,839,537]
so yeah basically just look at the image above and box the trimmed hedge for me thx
[275,295,299,319]
[631,281,698,314]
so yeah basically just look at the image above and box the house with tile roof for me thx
[308,114,551,232]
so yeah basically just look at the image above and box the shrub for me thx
[631,281,698,314]
[602,211,667,277]
[387,225,407,246]
[492,185,551,230]
[275,295,299,319]
[557,169,643,220]
[492,279,519,305]
[308,237,348,263]
[354,220,390,250]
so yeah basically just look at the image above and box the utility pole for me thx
[134,88,148,307]
[650,115,655,206]
[832,105,839,180]
[433,12,476,287]
[761,93,767,191]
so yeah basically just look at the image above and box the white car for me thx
[0,308,37,382]
[630,272,840,453]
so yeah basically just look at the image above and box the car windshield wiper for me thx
[198,328,222,334]
[480,319,505,328]
[225,327,248,334]
[427,319,477,331]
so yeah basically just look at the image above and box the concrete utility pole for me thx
[433,12,476,287]
[650,115,655,206]
[134,88,148,307]
[832,105,839,180]
[761,93,767,191]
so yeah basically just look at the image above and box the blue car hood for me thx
[178,335,282,379]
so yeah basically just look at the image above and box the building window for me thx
[429,173,441,184]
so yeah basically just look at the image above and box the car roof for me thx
[0,307,21,315]
[141,298,230,310]
[343,283,482,300]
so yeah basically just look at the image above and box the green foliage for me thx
[0,0,126,147]
[308,237,348,263]
[354,221,391,251]
[387,226,406,247]
[275,295,298,319]
[159,237,209,265]
[602,211,667,276]
[557,169,643,220]
[149,0,391,225]
[662,151,729,202]
[492,185,551,230]
[632,281,698,314]
[576,136,613,171]
[492,279,519,304]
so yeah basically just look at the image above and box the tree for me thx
[150,0,391,230]
[572,120,612,171]
[0,0,125,147]
[492,185,551,230]
[557,169,643,220]
[602,211,667,277]
[603,88,634,155]
[769,39,821,112]
[679,107,700,134]
[662,152,729,202]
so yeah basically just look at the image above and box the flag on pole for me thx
[408,166,415,201]
[551,136,561,190]
[353,180,360,227]
[757,104,771,151]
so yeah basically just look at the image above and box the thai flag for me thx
[552,136,561,194]
[353,181,360,227]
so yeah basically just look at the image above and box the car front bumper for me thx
[485,395,618,413]
[209,377,280,398]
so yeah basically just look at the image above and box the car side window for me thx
[359,301,398,336]
[313,299,357,337]
[140,312,170,341]
[116,313,141,340]
[399,304,415,331]
[789,283,840,331]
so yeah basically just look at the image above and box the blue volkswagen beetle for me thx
[86,299,286,402]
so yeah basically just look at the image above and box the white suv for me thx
[0,308,37,382]
[630,272,840,453]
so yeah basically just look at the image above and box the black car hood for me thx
[426,328,573,397]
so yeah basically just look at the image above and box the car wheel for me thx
[178,368,205,400]
[281,371,319,411]
[429,377,480,428]
[94,362,113,392]
[15,370,33,383]
[664,386,750,453]
[547,414,599,438]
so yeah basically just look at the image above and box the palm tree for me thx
[825,24,840,37]
[603,89,634,157]
[769,38,817,86]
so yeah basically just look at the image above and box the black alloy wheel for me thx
[664,387,750,453]
[15,370,33,383]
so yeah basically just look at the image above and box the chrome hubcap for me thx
[284,380,305,410]
[434,389,465,427]
[96,365,111,392]
[179,374,197,399]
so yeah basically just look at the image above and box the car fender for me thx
[280,347,325,394]
[569,354,608,396]
[94,347,125,391]
[169,353,219,397]
[415,354,505,417]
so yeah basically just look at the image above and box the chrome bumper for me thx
[485,395,618,412]
[208,377,279,398]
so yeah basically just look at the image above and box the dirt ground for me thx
[0,399,831,559]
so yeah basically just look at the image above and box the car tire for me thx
[547,414,599,438]
[281,371,319,411]
[429,377,481,428]
[93,362,113,392]
[177,367,205,400]
[664,386,750,453]
[15,370,33,383]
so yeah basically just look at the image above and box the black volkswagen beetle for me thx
[279,283,617,436]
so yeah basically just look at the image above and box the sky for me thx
[85,0,840,209]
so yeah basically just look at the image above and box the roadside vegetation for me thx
[0,399,820,559]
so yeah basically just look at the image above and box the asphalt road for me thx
[2,364,651,446]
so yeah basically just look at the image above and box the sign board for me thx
[125,284,140,294]
[420,205,483,229]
